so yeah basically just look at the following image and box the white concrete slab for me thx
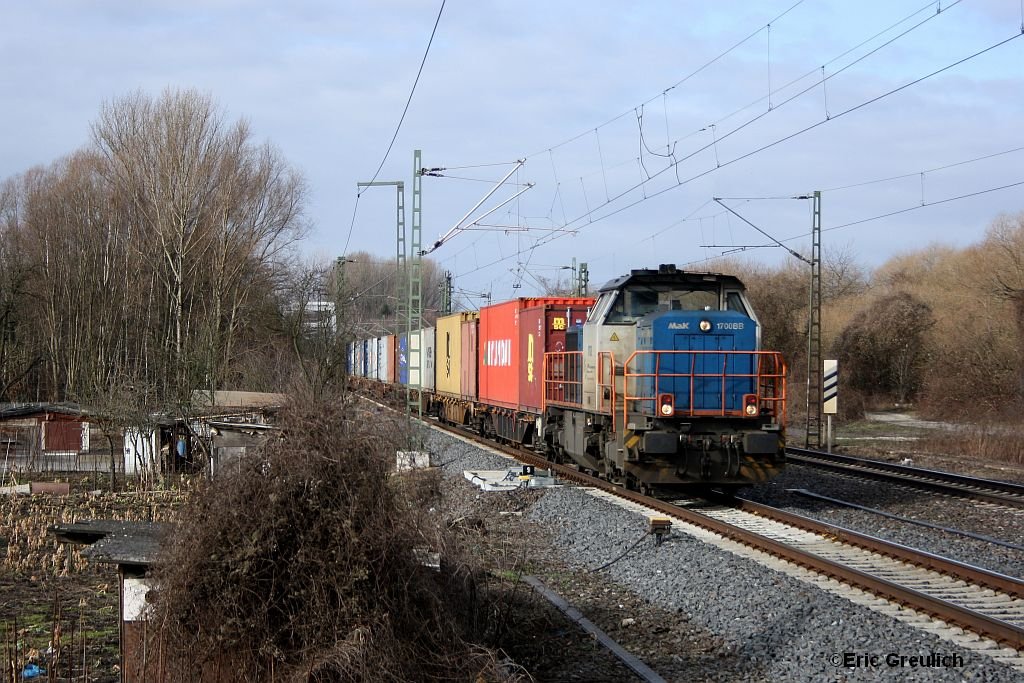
[463,468,558,491]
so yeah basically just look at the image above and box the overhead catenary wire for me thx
[527,0,808,159]
[686,177,1024,266]
[541,0,955,199]
[551,0,952,204]
[462,1,968,287]
[448,3,1016,294]
[536,24,1022,249]
[341,0,446,257]
[550,0,970,236]
[819,144,1024,193]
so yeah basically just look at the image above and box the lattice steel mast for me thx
[804,190,823,448]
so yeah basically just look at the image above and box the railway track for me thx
[429,419,1024,655]
[785,447,1024,509]
[356,389,1024,661]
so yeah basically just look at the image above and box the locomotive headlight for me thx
[699,319,712,332]
[743,394,759,416]
[658,393,674,416]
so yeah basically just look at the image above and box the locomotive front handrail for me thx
[622,350,787,427]
[597,351,616,431]
[542,351,618,428]
[542,351,585,411]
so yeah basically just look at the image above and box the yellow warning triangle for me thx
[609,333,619,342]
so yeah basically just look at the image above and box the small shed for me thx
[122,418,197,476]
[51,520,169,683]
[0,404,89,471]
[207,420,278,477]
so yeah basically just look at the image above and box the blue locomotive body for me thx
[636,309,758,415]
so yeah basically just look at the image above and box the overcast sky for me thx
[3,0,1023,304]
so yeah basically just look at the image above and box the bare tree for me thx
[979,212,1024,399]
[91,88,307,401]
[0,179,40,399]
[334,252,445,338]
[822,242,869,301]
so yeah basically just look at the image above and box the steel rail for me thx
[354,390,1024,649]
[786,447,1024,508]
[430,421,1024,649]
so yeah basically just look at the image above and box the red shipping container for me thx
[478,298,593,411]
[461,316,478,400]
[519,302,591,411]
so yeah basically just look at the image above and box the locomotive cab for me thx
[543,264,787,490]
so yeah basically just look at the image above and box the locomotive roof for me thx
[598,264,745,293]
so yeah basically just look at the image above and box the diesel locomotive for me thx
[541,264,786,491]
[347,264,787,490]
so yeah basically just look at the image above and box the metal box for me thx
[386,335,397,384]
[478,298,592,411]
[461,314,478,400]
[398,332,409,385]
[370,339,382,382]
[421,327,436,391]
[436,313,470,396]
[518,302,591,411]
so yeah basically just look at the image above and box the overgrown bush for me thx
[833,291,934,403]
[148,392,509,681]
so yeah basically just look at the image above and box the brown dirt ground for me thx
[1,475,185,683]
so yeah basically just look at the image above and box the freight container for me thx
[461,314,478,400]
[370,339,382,382]
[398,332,409,385]
[397,328,435,388]
[478,298,593,410]
[408,329,420,387]
[519,302,591,411]
[386,335,397,384]
[421,327,436,391]
[435,312,476,397]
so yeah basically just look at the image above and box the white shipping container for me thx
[370,339,382,382]
[377,336,390,383]
[420,328,436,391]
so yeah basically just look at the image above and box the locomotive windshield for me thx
[604,285,748,323]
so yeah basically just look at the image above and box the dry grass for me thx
[919,424,1024,467]
[1,489,184,579]
[1,485,185,682]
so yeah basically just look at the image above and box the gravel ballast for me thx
[424,428,1024,682]
[743,465,1024,578]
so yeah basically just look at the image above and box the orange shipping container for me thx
[386,335,398,385]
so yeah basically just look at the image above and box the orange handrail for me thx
[542,351,585,410]
[597,350,617,431]
[622,350,787,428]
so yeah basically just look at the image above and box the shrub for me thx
[148,392,503,681]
